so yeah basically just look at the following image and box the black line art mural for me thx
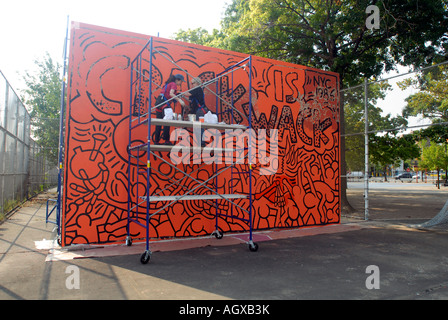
[62,22,340,246]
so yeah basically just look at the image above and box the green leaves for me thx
[369,133,420,173]
[174,28,224,47]
[185,0,448,87]
[21,52,62,165]
[399,64,448,121]
[420,143,448,171]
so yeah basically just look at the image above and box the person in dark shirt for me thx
[184,77,209,147]
[187,77,208,120]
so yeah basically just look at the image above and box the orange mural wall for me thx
[62,22,340,246]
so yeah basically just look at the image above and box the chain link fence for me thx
[342,61,448,223]
[343,62,448,184]
[0,71,58,218]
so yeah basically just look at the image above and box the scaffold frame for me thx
[46,16,69,245]
[126,37,257,264]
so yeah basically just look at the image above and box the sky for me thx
[0,0,425,128]
[376,66,431,132]
[0,0,229,91]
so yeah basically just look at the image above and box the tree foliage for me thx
[22,53,62,165]
[174,28,224,47]
[419,141,448,188]
[420,143,448,171]
[369,133,420,180]
[412,124,448,144]
[398,64,448,122]
[202,0,448,86]
[344,80,411,171]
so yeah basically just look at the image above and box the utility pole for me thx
[364,78,369,220]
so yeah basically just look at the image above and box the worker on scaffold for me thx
[182,77,209,147]
[153,74,186,145]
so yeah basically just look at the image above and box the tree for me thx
[413,124,448,144]
[174,27,224,47]
[398,64,448,122]
[21,53,62,165]
[412,124,448,184]
[369,133,420,181]
[344,81,408,172]
[213,0,448,86]
[420,143,448,189]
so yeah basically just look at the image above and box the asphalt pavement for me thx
[1,182,448,303]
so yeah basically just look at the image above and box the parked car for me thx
[394,172,413,180]
[347,171,364,180]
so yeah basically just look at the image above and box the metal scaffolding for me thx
[46,16,69,243]
[126,37,258,264]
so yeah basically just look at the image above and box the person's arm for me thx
[182,90,192,98]
[169,88,186,110]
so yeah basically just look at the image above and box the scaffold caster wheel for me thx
[214,230,224,239]
[126,236,132,246]
[249,242,258,252]
[140,251,151,264]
